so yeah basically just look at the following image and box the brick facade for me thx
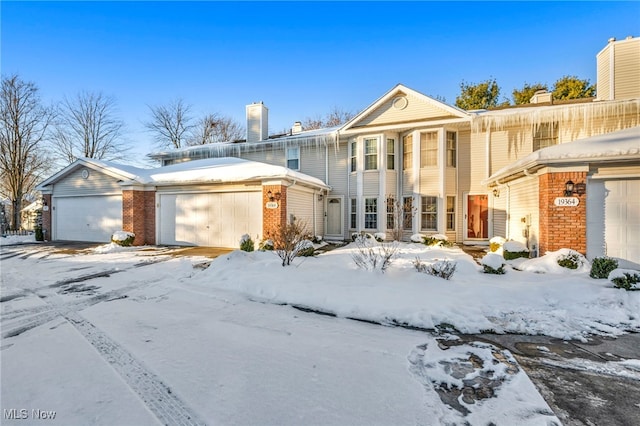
[262,185,288,239]
[42,194,52,241]
[122,190,156,246]
[538,171,588,255]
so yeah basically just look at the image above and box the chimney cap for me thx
[608,37,617,43]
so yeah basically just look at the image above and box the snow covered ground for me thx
[2,241,638,425]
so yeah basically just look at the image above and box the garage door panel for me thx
[604,179,640,264]
[158,192,262,248]
[55,196,122,242]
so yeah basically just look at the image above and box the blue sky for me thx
[2,1,639,163]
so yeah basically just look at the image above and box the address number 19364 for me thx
[554,197,580,207]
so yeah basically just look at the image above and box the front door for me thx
[465,194,489,240]
[326,197,343,238]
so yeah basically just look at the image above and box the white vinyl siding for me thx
[53,167,121,196]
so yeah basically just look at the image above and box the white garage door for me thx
[604,179,640,264]
[158,192,262,248]
[54,195,122,242]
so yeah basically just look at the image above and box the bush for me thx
[410,234,425,243]
[351,235,398,273]
[556,250,586,270]
[34,226,44,241]
[374,232,386,242]
[503,241,529,260]
[111,231,135,247]
[258,238,274,251]
[609,269,640,290]
[296,239,315,257]
[240,234,254,252]
[590,257,618,279]
[489,236,506,253]
[481,253,506,274]
[424,234,454,248]
[271,220,309,266]
[414,257,457,280]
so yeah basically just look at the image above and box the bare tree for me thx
[302,106,355,130]
[0,75,54,230]
[188,113,245,145]
[52,91,127,164]
[145,98,194,149]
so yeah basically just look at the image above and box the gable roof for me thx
[37,157,329,191]
[340,84,469,134]
[484,126,640,185]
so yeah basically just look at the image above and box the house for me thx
[20,199,43,231]
[37,37,640,265]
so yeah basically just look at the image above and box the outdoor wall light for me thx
[564,180,586,196]
[267,190,281,202]
[492,188,500,197]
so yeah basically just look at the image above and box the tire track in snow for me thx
[63,310,207,426]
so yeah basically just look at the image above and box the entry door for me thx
[464,194,489,240]
[326,197,343,237]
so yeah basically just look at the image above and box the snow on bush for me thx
[590,256,619,279]
[424,234,453,248]
[556,249,587,270]
[295,239,315,257]
[411,234,425,243]
[374,232,386,242]
[111,231,135,246]
[351,236,399,273]
[513,249,590,274]
[481,253,506,275]
[609,269,640,290]
[414,257,457,280]
[489,236,506,253]
[259,238,274,251]
[503,241,529,260]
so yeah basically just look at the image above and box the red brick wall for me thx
[122,190,156,246]
[42,194,52,241]
[538,171,587,255]
[262,185,288,239]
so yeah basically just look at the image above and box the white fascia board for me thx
[340,117,470,135]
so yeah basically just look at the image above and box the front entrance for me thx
[464,194,489,240]
[326,197,343,238]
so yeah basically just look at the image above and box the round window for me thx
[81,168,90,179]
[392,96,408,110]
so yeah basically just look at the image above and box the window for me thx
[421,196,437,231]
[350,140,357,172]
[403,197,414,229]
[533,122,558,151]
[387,139,395,170]
[420,132,438,167]
[446,131,456,167]
[364,138,378,170]
[402,135,412,170]
[446,196,455,231]
[287,147,300,170]
[350,198,357,229]
[364,198,377,229]
[386,197,395,230]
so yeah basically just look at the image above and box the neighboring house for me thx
[20,199,43,231]
[37,37,640,265]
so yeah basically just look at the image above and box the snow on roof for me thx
[136,157,329,189]
[485,126,640,184]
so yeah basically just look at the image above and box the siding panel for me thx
[54,168,121,196]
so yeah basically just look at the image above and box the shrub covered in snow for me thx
[259,238,274,251]
[609,269,640,290]
[351,237,398,273]
[410,234,425,243]
[240,234,254,252]
[590,256,619,279]
[503,241,529,261]
[295,239,315,257]
[414,257,457,280]
[556,250,586,270]
[374,232,386,242]
[481,253,506,275]
[489,236,506,253]
[111,231,135,247]
[424,234,454,248]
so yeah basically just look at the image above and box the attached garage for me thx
[54,195,122,242]
[158,191,262,248]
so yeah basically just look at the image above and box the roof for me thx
[484,126,640,185]
[37,157,330,191]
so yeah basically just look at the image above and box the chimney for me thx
[529,90,553,104]
[291,121,303,135]
[246,102,268,143]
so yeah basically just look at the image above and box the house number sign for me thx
[266,201,279,209]
[554,197,580,207]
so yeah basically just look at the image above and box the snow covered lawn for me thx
[2,241,638,425]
